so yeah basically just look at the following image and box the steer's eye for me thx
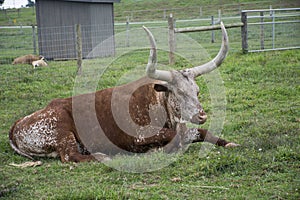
[177,89,185,95]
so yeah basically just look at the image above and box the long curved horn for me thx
[143,26,173,82]
[189,22,229,77]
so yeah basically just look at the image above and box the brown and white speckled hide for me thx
[9,97,97,162]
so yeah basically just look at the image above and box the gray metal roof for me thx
[37,0,120,3]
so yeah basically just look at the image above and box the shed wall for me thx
[36,0,115,59]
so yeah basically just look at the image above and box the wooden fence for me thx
[166,7,300,64]
[167,14,244,65]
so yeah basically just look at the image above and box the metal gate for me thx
[241,8,300,53]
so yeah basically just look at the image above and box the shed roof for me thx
[37,0,120,3]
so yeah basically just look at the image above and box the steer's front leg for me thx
[57,131,111,162]
[184,128,240,147]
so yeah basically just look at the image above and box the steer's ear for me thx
[154,84,169,92]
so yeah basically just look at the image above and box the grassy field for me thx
[0,0,299,199]
[0,47,299,199]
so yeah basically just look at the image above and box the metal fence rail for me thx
[241,8,300,53]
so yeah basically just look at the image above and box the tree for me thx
[26,0,35,7]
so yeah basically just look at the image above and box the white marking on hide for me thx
[15,113,59,156]
[135,134,145,143]
[20,112,36,122]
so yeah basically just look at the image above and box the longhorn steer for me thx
[9,22,239,162]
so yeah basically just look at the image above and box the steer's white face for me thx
[143,23,228,125]
[154,70,207,125]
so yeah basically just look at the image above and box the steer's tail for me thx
[9,121,34,160]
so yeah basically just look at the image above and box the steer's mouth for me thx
[190,111,207,125]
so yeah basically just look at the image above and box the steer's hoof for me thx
[225,142,240,148]
[92,152,112,162]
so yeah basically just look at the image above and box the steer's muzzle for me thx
[191,109,207,124]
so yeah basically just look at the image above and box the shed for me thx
[35,0,120,60]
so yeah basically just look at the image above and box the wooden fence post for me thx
[241,11,248,53]
[271,8,275,49]
[168,13,175,65]
[199,6,203,17]
[126,16,130,47]
[76,24,82,75]
[32,25,37,55]
[211,15,215,43]
[260,11,264,50]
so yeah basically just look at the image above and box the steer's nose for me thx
[199,109,207,124]
[191,109,207,124]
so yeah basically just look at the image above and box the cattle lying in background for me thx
[12,54,42,65]
[9,22,239,163]
[32,57,48,68]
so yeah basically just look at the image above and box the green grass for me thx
[0,7,36,26]
[0,49,299,199]
[113,0,299,22]
[0,0,299,199]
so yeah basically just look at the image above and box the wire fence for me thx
[0,26,36,64]
[1,6,300,65]
[36,23,116,60]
